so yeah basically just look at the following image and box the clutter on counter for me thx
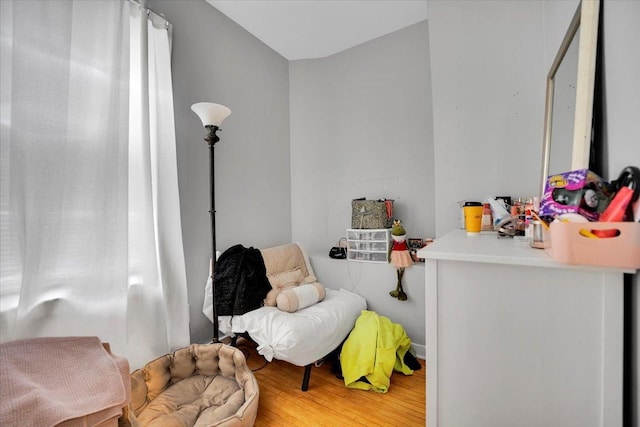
[467,165,639,269]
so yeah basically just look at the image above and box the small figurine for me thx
[389,220,413,301]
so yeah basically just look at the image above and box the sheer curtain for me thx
[0,0,189,370]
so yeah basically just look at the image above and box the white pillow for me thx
[276,283,326,313]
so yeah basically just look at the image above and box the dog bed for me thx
[126,343,258,427]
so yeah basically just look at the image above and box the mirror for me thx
[540,0,600,195]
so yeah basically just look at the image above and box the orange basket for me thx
[547,221,640,270]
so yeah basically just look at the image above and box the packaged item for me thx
[487,197,510,227]
[539,169,613,221]
[481,203,493,231]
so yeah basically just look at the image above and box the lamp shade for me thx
[191,102,231,127]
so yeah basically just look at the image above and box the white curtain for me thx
[0,0,190,370]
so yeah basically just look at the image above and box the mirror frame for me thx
[540,0,600,196]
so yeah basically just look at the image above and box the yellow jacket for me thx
[340,310,414,393]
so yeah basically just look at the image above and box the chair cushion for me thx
[226,289,367,366]
[260,243,311,278]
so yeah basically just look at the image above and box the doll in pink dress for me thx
[389,220,413,300]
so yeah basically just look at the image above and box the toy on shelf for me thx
[388,220,413,301]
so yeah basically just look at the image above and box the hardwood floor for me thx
[234,338,426,427]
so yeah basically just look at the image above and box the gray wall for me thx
[289,21,432,354]
[289,20,434,253]
[150,0,291,344]
[428,0,547,236]
[602,1,640,178]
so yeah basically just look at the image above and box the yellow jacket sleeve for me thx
[340,310,414,393]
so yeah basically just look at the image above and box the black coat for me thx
[214,244,272,316]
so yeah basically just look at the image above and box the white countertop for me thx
[417,229,634,272]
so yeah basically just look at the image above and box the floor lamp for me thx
[191,102,232,343]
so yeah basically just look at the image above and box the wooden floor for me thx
[234,338,426,427]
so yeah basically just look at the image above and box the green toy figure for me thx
[389,220,413,301]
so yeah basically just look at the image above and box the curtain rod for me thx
[128,0,171,30]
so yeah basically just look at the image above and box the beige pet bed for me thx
[124,343,259,427]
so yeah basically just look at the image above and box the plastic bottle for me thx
[481,203,493,231]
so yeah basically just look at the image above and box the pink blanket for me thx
[0,336,129,427]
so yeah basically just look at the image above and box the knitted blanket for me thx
[0,336,129,427]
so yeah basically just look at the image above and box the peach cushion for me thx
[264,268,304,306]
[264,267,318,307]
[276,282,326,313]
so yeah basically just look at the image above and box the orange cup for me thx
[464,204,483,234]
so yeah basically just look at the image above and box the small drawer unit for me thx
[346,228,391,263]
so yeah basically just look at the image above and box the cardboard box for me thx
[539,169,613,221]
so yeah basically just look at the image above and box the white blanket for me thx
[219,288,366,367]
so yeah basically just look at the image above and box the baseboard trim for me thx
[412,343,425,360]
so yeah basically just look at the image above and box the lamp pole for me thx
[191,102,231,344]
[206,125,220,343]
